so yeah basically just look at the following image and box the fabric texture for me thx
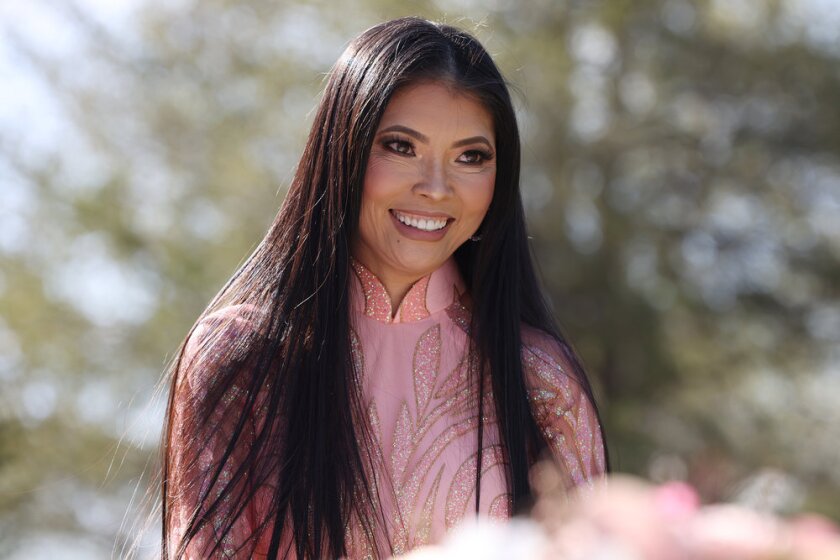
[168,258,606,558]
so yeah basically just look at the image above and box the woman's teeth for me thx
[393,211,448,232]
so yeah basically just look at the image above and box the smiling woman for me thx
[162,17,607,559]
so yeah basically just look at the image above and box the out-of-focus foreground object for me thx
[399,463,840,560]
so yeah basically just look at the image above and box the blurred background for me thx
[1,0,839,558]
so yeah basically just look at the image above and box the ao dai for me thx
[168,258,605,558]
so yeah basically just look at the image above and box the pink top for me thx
[169,258,605,558]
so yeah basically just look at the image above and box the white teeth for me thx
[394,211,448,231]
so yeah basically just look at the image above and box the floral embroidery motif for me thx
[170,289,605,559]
[523,344,605,486]
[445,444,507,529]
[415,466,445,546]
[351,323,506,554]
[340,260,605,558]
[413,325,442,418]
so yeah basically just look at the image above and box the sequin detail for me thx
[392,402,413,483]
[168,266,605,559]
[351,258,393,322]
[353,323,506,554]
[350,258,432,323]
[350,327,365,385]
[445,444,506,529]
[415,466,445,546]
[414,325,442,415]
[488,493,511,520]
[522,341,606,489]
[445,289,471,334]
[394,416,480,550]
[400,275,431,322]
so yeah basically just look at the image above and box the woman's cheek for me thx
[363,157,412,201]
[466,172,495,216]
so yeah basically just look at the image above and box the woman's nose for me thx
[413,160,453,200]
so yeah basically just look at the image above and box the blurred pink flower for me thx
[397,468,840,560]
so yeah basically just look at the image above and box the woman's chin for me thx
[392,252,452,277]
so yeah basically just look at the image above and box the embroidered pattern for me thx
[523,344,606,486]
[351,259,393,322]
[339,260,605,558]
[350,324,505,554]
[400,275,431,322]
[350,258,431,323]
[445,444,507,529]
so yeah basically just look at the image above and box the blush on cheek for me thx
[362,156,406,199]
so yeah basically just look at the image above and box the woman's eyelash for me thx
[380,136,494,164]
[381,136,414,155]
[459,150,494,164]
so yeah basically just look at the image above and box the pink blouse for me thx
[169,258,605,559]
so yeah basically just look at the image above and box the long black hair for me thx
[162,16,608,559]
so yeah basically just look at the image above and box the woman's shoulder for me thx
[179,303,265,392]
[190,301,261,336]
[519,323,597,413]
[519,324,579,395]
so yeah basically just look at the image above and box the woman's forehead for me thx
[378,82,495,141]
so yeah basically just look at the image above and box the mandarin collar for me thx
[349,257,465,324]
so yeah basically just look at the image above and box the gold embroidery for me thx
[415,466,445,546]
[344,271,533,557]
[400,275,431,322]
[488,493,511,520]
[387,324,500,551]
[350,327,365,385]
[444,445,506,529]
[392,402,413,485]
[351,259,393,322]
[445,291,471,333]
[523,343,605,488]
[413,325,442,417]
[395,415,478,550]
[350,258,432,323]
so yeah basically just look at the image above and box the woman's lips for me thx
[389,209,453,240]
[391,209,451,231]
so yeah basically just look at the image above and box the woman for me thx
[163,17,607,559]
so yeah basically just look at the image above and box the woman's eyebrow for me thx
[379,125,429,143]
[452,136,494,149]
[379,125,494,149]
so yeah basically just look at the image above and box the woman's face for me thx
[352,81,496,285]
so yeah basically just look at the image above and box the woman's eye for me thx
[383,138,414,156]
[457,150,493,164]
